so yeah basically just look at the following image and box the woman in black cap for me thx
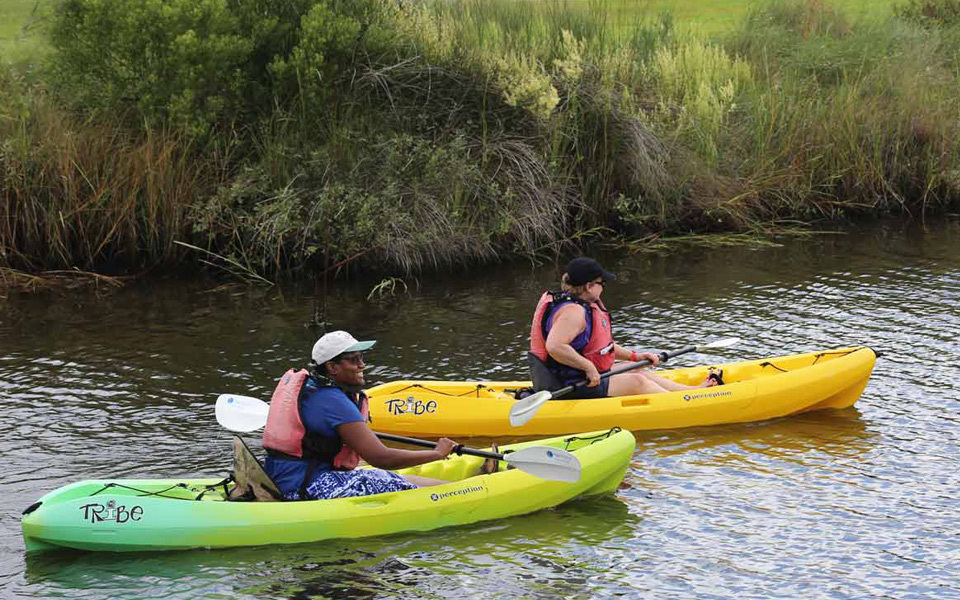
[529,257,720,398]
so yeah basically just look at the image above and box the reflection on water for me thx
[5,219,960,599]
[641,408,873,462]
[22,498,635,600]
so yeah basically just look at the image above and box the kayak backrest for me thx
[229,436,285,502]
[527,352,562,392]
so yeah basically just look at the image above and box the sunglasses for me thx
[333,352,365,365]
[590,279,606,287]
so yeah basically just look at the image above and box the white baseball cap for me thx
[311,330,377,365]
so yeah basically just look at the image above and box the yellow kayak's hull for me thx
[366,347,877,437]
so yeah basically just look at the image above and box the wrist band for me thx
[630,350,638,362]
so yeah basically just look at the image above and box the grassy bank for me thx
[0,0,54,69]
[592,0,898,33]
[0,1,901,48]
[2,0,958,283]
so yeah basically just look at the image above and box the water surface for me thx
[2,219,959,599]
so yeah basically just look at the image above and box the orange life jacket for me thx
[261,368,369,470]
[529,291,615,377]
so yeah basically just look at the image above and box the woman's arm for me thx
[337,422,456,470]
[545,304,602,385]
[613,343,659,365]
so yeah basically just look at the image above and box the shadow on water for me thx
[636,408,874,460]
[23,496,635,600]
[616,408,875,500]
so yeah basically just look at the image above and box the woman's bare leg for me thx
[608,371,714,396]
[608,372,670,396]
[641,371,714,392]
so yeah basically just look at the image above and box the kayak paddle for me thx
[509,337,741,427]
[216,393,270,433]
[215,393,581,483]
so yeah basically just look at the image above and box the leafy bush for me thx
[189,124,564,274]
[895,0,960,27]
[45,0,379,136]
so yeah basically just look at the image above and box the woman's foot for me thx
[696,368,725,388]
[705,368,724,387]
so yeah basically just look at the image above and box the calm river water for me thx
[2,219,960,599]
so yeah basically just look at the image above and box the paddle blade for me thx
[504,446,581,483]
[509,390,553,427]
[216,394,270,432]
[698,337,740,350]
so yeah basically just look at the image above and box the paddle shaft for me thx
[376,432,502,460]
[550,345,698,400]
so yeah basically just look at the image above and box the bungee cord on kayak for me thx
[383,382,498,398]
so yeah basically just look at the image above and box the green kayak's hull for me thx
[22,429,634,553]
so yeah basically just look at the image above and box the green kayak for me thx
[22,429,635,553]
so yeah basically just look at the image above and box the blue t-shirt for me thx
[263,378,365,496]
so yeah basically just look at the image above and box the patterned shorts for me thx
[290,469,418,501]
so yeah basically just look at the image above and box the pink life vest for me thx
[529,291,616,373]
[261,368,369,470]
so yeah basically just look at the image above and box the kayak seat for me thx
[527,352,562,392]
[228,436,285,502]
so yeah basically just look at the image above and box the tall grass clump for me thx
[895,0,960,27]
[0,65,216,273]
[645,39,752,163]
[397,1,713,231]
[724,0,960,217]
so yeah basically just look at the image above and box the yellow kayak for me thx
[366,347,877,437]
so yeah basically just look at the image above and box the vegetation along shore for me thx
[1,0,957,286]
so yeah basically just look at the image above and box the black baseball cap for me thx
[565,257,616,286]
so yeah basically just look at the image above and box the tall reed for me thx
[0,67,216,272]
[728,0,960,217]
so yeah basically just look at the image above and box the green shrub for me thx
[45,0,381,136]
[188,122,565,274]
[895,0,960,26]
